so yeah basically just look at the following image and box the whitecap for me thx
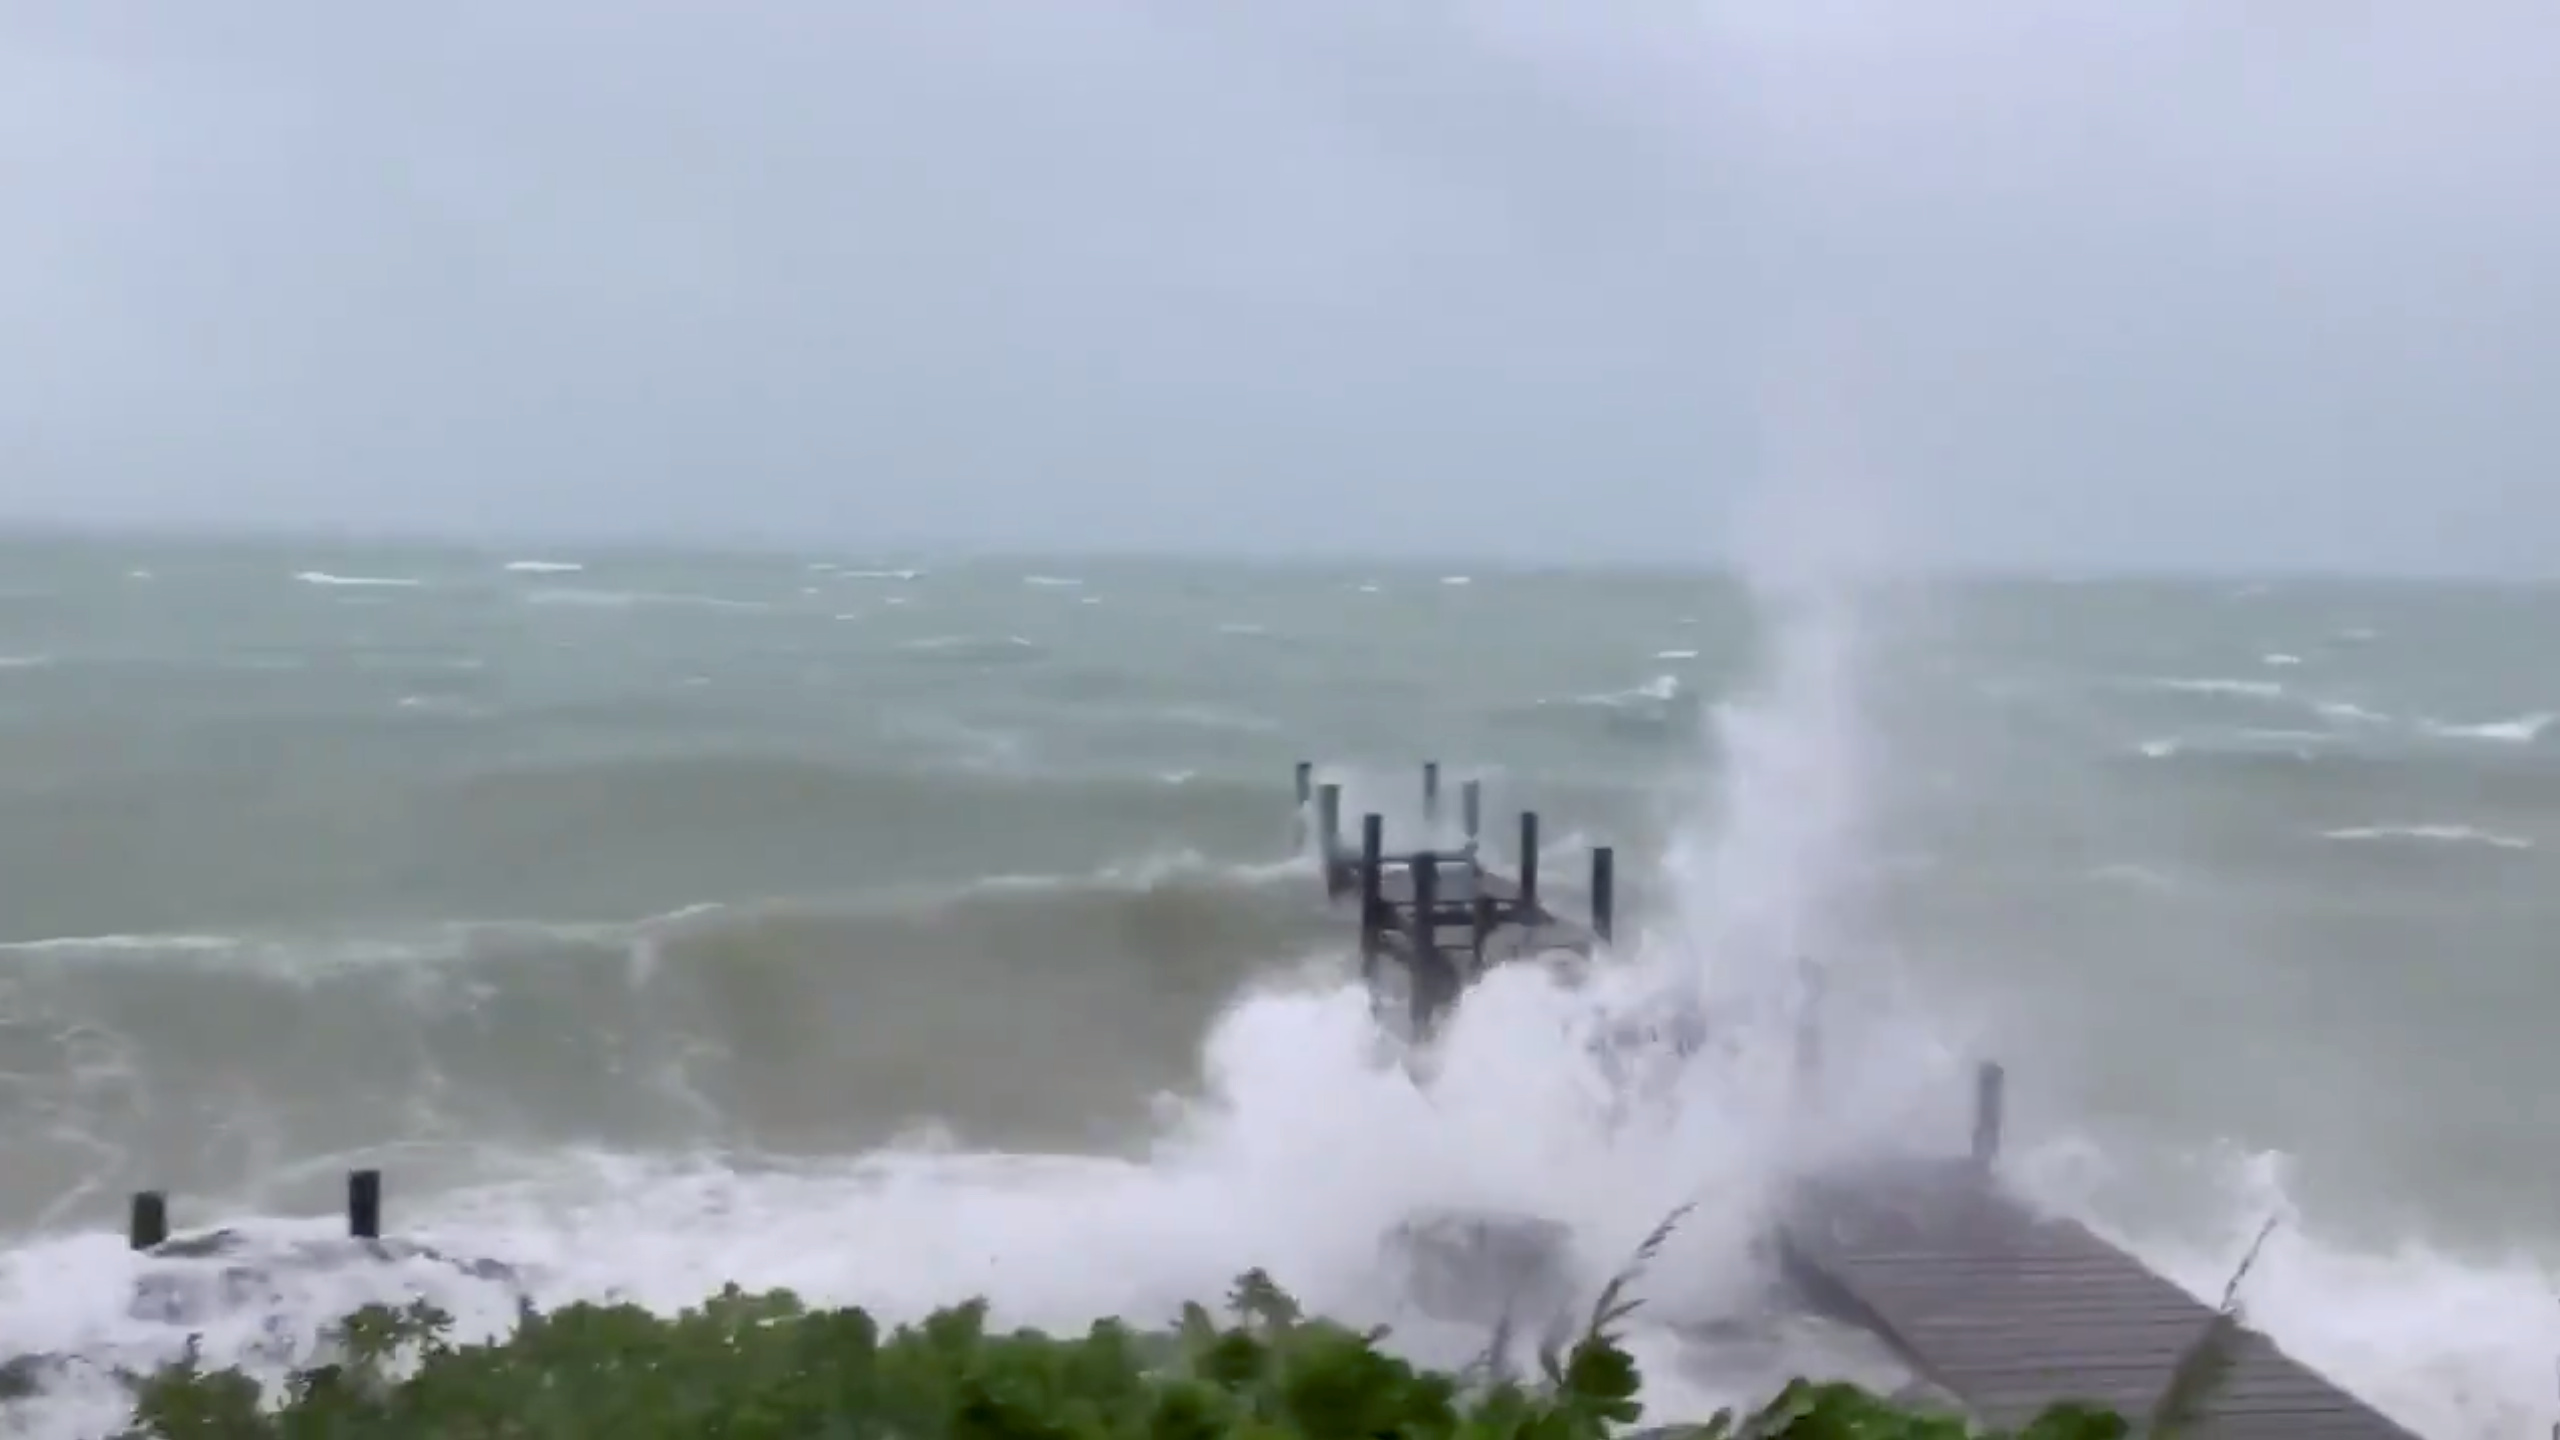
[503,560,583,574]
[2323,824,2534,851]
[2144,677,2286,700]
[2420,712,2552,744]
[294,571,421,588]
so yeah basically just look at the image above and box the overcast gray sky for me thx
[3,2,2555,572]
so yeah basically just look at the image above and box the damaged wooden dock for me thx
[1295,761,1620,1034]
[1291,764,2418,1436]
[1779,1066,2420,1437]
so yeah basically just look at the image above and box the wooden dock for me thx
[1292,766,2416,1436]
[1295,761,1620,1035]
[1777,1065,2419,1437]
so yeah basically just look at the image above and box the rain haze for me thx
[3,2,2557,573]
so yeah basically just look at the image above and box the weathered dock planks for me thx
[1777,1076,2420,1438]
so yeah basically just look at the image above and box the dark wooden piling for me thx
[128,1191,169,1251]
[1460,779,1481,850]
[1518,811,1541,912]
[1422,761,1441,825]
[1317,783,1344,893]
[1590,846,1616,945]
[347,1168,383,1240]
[1407,851,1461,1033]
[1292,761,1313,853]
[1358,813,1386,980]
[1470,892,1495,971]
[1971,1060,2006,1165]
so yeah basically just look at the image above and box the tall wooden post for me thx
[347,1168,383,1240]
[1317,783,1344,895]
[1422,761,1441,826]
[128,1191,169,1251]
[1460,779,1481,852]
[1972,1061,2007,1166]
[1292,761,1313,854]
[1590,846,1616,945]
[1518,811,1541,915]
[1359,813,1385,981]
[1409,851,1458,1034]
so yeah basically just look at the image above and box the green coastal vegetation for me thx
[15,1212,2253,1439]
[78,1275,2148,1440]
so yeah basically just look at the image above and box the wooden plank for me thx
[1780,1161,2420,1438]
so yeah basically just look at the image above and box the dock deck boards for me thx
[1780,1159,2419,1438]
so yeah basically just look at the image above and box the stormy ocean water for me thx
[0,534,2553,1436]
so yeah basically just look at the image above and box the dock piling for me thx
[1471,892,1494,970]
[1422,761,1441,826]
[1518,812,1541,914]
[1460,779,1481,851]
[347,1168,383,1240]
[1316,783,1343,893]
[1358,814,1385,980]
[128,1191,168,1251]
[1971,1061,2006,1165]
[1407,851,1460,1033]
[1590,846,1616,945]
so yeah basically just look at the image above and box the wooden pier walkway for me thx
[1292,764,2419,1437]
[1779,1068,2419,1437]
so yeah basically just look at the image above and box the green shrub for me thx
[55,1264,2146,1440]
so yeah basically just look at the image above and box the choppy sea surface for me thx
[1,535,2554,1436]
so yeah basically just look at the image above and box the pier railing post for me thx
[1518,811,1541,916]
[128,1191,168,1251]
[1971,1061,2007,1166]
[1317,783,1343,895]
[1358,814,1385,981]
[348,1168,383,1240]
[1590,846,1616,945]
[1460,779,1481,853]
[1422,761,1441,827]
